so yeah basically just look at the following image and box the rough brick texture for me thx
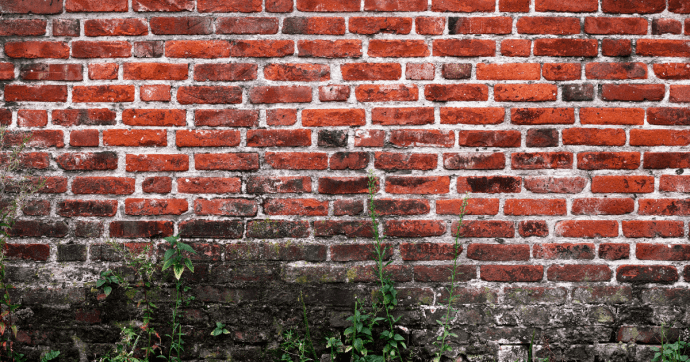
[1,1,687,361]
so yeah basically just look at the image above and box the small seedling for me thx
[211,322,230,337]
[97,270,122,297]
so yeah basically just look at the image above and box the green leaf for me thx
[184,258,194,273]
[163,249,175,262]
[173,265,184,280]
[162,258,174,271]
[104,286,112,296]
[394,334,404,341]
[96,279,106,288]
[177,242,196,253]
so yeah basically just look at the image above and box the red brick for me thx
[584,17,648,34]
[0,19,46,36]
[500,0,528,11]
[176,130,240,147]
[504,199,566,216]
[110,221,173,239]
[178,177,241,194]
[73,85,135,103]
[296,0,360,11]
[103,129,166,147]
[414,265,476,282]
[249,86,311,104]
[88,63,118,80]
[20,64,82,81]
[180,220,243,240]
[143,177,171,194]
[578,152,640,170]
[267,109,297,126]
[449,16,512,34]
[425,84,488,101]
[149,16,211,35]
[637,244,690,261]
[512,152,573,170]
[216,17,278,34]
[477,63,539,80]
[441,63,472,79]
[370,198,429,216]
[197,0,261,12]
[194,153,259,171]
[298,40,362,58]
[432,39,495,57]
[194,109,258,127]
[365,0,427,11]
[72,177,135,195]
[517,16,579,35]
[548,265,612,282]
[562,128,626,146]
[385,220,446,237]
[501,39,531,57]
[654,63,690,79]
[319,85,350,102]
[4,85,67,102]
[670,0,690,13]
[17,110,47,128]
[133,0,195,11]
[141,85,171,102]
[555,220,618,238]
[603,39,632,56]
[314,220,373,238]
[481,265,543,282]
[248,176,311,194]
[511,108,574,125]
[56,152,117,171]
[454,220,515,238]
[66,0,127,11]
[84,18,147,36]
[585,62,647,80]
[123,62,188,80]
[372,107,433,126]
[123,109,185,127]
[341,63,400,80]
[536,243,595,260]
[70,129,99,147]
[58,200,117,217]
[178,86,242,104]
[194,63,256,81]
[406,63,434,80]
[125,154,189,172]
[264,199,328,216]
[0,0,63,14]
[165,40,230,58]
[264,63,329,82]
[572,198,635,215]
[616,265,678,283]
[654,18,683,34]
[648,108,690,125]
[355,129,385,147]
[526,129,558,147]
[660,175,690,192]
[229,40,294,58]
[415,17,445,34]
[72,41,131,58]
[637,40,690,57]
[437,198,500,215]
[318,177,374,194]
[630,129,690,146]
[644,153,690,169]
[265,152,327,170]
[32,176,69,193]
[4,244,50,261]
[246,129,311,147]
[536,0,597,12]
[3,130,64,148]
[468,244,529,261]
[440,107,504,124]
[330,244,392,262]
[386,176,449,194]
[599,244,630,260]
[23,200,50,216]
[580,107,644,125]
[8,221,67,238]
[302,109,365,127]
[457,130,520,147]
[124,198,187,216]
[283,17,345,35]
[542,63,580,81]
[495,84,557,102]
[356,84,418,102]
[350,17,411,34]
[623,221,685,238]
[457,176,521,193]
[390,129,454,148]
[401,243,456,261]
[638,199,690,216]
[133,41,164,57]
[0,63,13,80]
[2,152,49,169]
[443,152,505,170]
[431,0,495,12]
[602,0,665,13]
[194,198,258,216]
[330,152,369,170]
[670,85,690,103]
[334,200,363,216]
[602,84,665,102]
[534,39,598,57]
[4,41,69,59]
[375,152,437,170]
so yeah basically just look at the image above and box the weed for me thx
[432,193,469,362]
[99,326,145,362]
[652,325,689,362]
[211,322,230,337]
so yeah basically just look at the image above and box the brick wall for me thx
[1,0,690,360]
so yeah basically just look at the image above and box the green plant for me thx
[40,350,60,362]
[432,193,469,362]
[211,322,230,337]
[160,235,196,362]
[99,326,145,362]
[97,270,122,297]
[652,325,689,362]
[279,292,318,362]
[0,129,45,361]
